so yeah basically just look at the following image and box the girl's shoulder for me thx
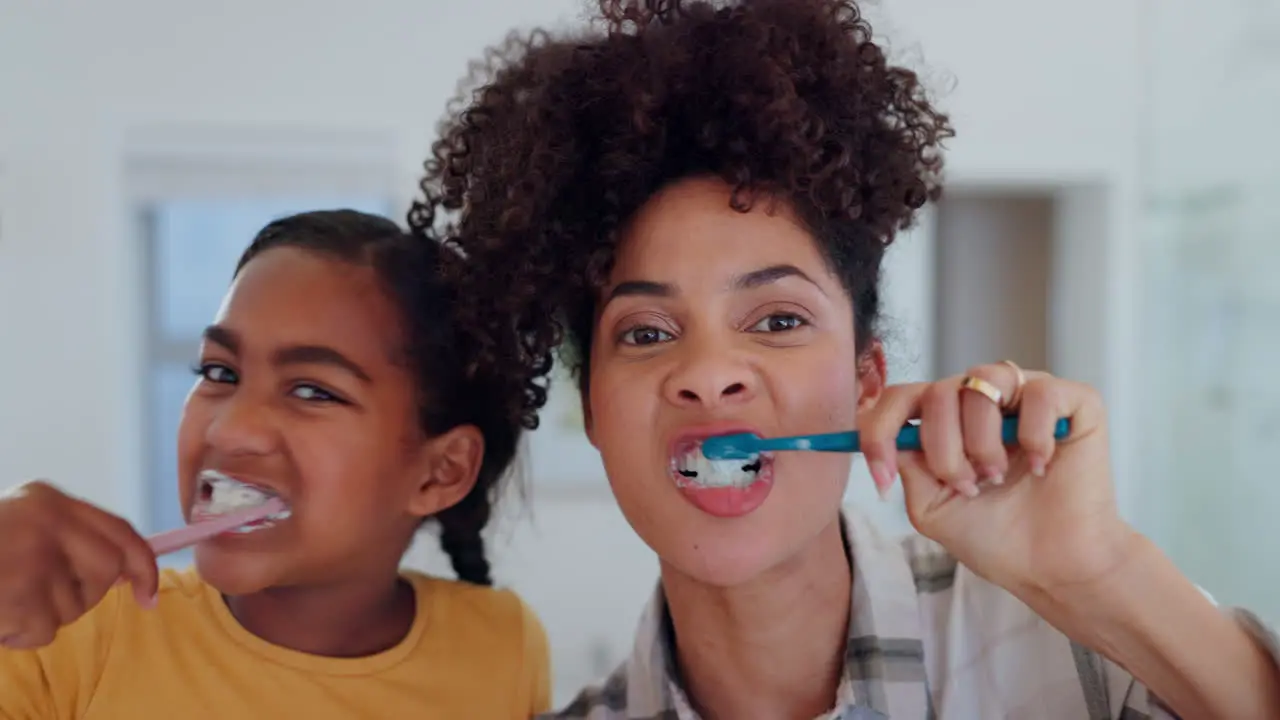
[403,572,552,712]
[402,571,547,648]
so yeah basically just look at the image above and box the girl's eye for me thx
[193,362,238,384]
[748,314,806,333]
[191,363,342,404]
[620,326,674,346]
[291,384,339,403]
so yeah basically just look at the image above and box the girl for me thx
[414,1,1280,718]
[0,210,551,718]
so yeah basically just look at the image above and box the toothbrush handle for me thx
[752,416,1072,455]
[793,432,861,453]
[146,498,286,557]
[891,416,1071,451]
[783,416,1072,453]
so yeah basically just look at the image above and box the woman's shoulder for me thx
[859,526,1122,714]
[841,508,1034,628]
[839,505,961,592]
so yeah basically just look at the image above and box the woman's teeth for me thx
[673,447,766,488]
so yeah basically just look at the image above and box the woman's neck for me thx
[662,517,853,720]
[225,573,416,657]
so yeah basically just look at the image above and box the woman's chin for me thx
[639,502,848,591]
[651,530,789,589]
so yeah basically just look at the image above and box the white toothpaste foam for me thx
[673,447,764,489]
[196,471,291,530]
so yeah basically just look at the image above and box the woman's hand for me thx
[857,362,1136,601]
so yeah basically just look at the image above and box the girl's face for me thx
[177,247,478,596]
[586,176,884,587]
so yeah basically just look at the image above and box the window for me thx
[142,195,392,566]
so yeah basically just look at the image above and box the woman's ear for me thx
[856,340,888,411]
[406,424,485,518]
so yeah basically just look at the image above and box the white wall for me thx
[1135,0,1280,621]
[867,0,1147,519]
[0,0,1148,704]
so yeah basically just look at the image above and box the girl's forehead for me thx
[218,248,404,363]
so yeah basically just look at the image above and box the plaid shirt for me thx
[544,507,1280,719]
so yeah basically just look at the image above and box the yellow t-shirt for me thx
[0,568,551,719]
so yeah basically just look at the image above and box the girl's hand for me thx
[0,481,158,649]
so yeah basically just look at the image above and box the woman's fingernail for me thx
[1028,454,1047,477]
[982,466,1005,486]
[958,479,981,498]
[868,460,892,499]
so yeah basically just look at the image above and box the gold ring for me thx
[959,375,1003,406]
[1000,360,1026,409]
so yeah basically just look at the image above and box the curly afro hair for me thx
[410,0,954,396]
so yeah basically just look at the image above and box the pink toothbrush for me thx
[146,497,287,557]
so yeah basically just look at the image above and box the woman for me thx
[411,1,1280,717]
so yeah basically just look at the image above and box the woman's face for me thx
[586,176,884,587]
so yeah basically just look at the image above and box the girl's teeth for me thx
[208,482,269,513]
[197,474,290,521]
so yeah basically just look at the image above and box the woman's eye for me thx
[620,326,674,346]
[291,384,339,403]
[194,362,238,384]
[749,314,806,333]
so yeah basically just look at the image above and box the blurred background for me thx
[1,0,1277,705]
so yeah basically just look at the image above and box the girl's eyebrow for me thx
[202,325,372,383]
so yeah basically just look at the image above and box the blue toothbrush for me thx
[699,416,1072,461]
